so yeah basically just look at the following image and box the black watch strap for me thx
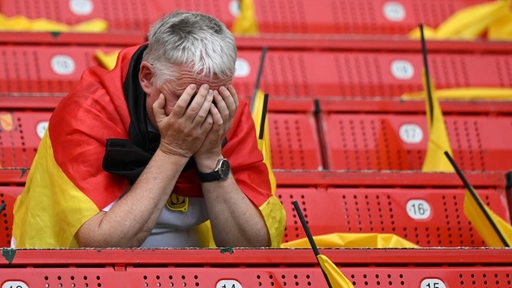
[197,158,230,182]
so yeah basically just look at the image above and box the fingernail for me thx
[208,90,214,97]
[190,84,197,90]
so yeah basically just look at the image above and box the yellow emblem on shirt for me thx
[166,193,189,212]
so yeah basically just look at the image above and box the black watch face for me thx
[219,160,230,179]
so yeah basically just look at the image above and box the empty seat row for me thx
[1,45,511,103]
[0,0,495,36]
[278,186,509,247]
[2,175,510,248]
[1,111,509,247]
[321,113,512,171]
[269,112,512,172]
[0,110,510,173]
[0,45,121,95]
[233,50,512,100]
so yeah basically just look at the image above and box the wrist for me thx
[158,143,190,159]
[195,155,224,173]
[155,147,190,165]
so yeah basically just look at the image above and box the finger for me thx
[209,102,223,126]
[152,93,167,123]
[227,85,239,107]
[173,84,198,117]
[212,90,229,121]
[219,86,237,116]
[186,84,209,116]
[193,90,214,125]
[200,112,214,132]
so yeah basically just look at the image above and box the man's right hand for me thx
[153,83,214,158]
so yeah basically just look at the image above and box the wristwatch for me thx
[197,158,231,182]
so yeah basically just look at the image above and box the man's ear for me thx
[139,61,155,93]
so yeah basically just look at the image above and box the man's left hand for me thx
[194,85,238,170]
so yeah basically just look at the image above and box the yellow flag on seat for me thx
[291,201,355,288]
[420,70,454,172]
[488,8,512,40]
[70,19,108,33]
[0,13,108,33]
[317,255,355,288]
[409,0,511,40]
[281,232,418,248]
[402,87,512,101]
[444,152,512,247]
[232,0,259,35]
[464,189,512,247]
[250,89,276,194]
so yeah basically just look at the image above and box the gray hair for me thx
[142,11,237,86]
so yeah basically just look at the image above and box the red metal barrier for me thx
[1,248,512,287]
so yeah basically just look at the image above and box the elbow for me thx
[75,216,149,248]
[76,232,146,248]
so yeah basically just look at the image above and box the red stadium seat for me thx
[234,50,512,100]
[252,0,495,35]
[2,110,510,175]
[322,113,512,172]
[0,0,236,35]
[277,186,510,247]
[1,0,493,36]
[0,110,50,169]
[0,45,121,95]
[2,45,511,105]
[0,186,23,247]
[268,112,323,170]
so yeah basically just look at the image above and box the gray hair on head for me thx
[143,11,237,87]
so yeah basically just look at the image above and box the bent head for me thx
[143,11,237,84]
[139,11,237,121]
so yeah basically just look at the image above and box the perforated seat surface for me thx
[323,113,512,171]
[234,50,512,99]
[0,111,50,169]
[2,265,512,287]
[268,112,322,170]
[2,46,511,100]
[0,0,235,33]
[278,186,510,247]
[1,0,491,36]
[252,0,495,35]
[0,45,121,94]
[0,185,23,247]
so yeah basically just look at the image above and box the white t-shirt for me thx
[103,196,209,248]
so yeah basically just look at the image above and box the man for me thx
[13,11,285,248]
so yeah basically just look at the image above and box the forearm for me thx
[202,175,270,247]
[76,149,189,247]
